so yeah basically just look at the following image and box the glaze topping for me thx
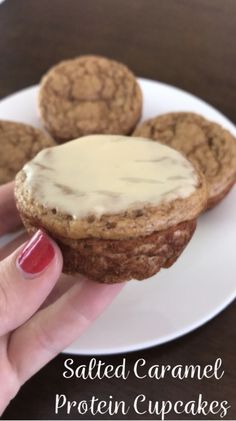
[23,135,199,218]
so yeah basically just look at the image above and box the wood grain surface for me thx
[1,0,236,419]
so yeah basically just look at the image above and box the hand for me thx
[0,182,124,415]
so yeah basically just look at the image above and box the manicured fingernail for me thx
[17,230,55,278]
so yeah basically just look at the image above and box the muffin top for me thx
[133,112,236,208]
[38,55,142,141]
[0,120,55,184]
[23,135,199,215]
[15,135,207,239]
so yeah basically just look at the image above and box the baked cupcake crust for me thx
[15,168,206,282]
[133,112,236,208]
[0,120,55,184]
[20,214,197,283]
[39,55,142,142]
[15,169,206,240]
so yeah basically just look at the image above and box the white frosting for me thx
[23,135,198,218]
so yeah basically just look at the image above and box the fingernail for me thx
[17,230,55,278]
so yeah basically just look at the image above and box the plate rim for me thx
[64,293,236,355]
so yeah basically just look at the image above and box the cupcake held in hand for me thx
[15,135,207,283]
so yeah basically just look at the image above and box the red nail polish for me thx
[17,230,55,277]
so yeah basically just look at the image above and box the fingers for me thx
[0,182,22,236]
[9,278,125,383]
[0,230,63,336]
[40,273,85,309]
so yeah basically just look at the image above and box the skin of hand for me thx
[0,182,124,415]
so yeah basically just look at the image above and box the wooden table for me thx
[1,0,236,419]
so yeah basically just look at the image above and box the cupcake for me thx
[0,120,55,185]
[39,55,142,142]
[133,112,236,209]
[15,135,207,283]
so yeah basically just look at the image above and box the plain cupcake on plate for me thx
[0,120,55,185]
[38,55,142,142]
[133,112,236,209]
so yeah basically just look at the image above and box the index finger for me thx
[0,182,22,235]
[9,279,125,383]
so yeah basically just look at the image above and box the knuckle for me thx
[5,371,20,403]
[34,320,59,356]
[0,358,20,408]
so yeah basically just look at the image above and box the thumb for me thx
[0,229,63,335]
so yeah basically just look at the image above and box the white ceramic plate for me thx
[0,80,235,355]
